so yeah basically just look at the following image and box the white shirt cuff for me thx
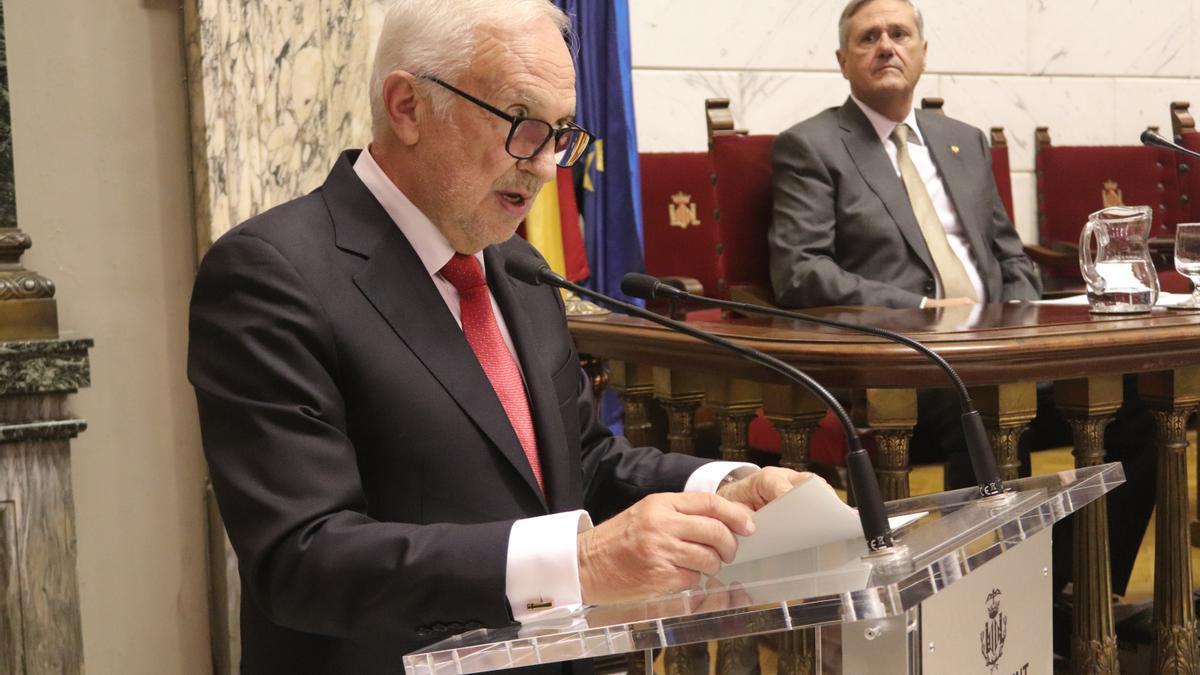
[684,461,759,494]
[506,509,592,624]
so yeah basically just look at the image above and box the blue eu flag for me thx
[554,0,645,306]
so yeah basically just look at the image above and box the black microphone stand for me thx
[505,253,900,555]
[620,272,1007,500]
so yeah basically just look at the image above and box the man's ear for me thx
[835,49,848,79]
[381,71,422,146]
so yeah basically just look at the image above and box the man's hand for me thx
[577,492,754,605]
[924,296,976,308]
[716,466,820,511]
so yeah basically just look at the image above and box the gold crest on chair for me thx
[669,192,701,229]
[1101,179,1124,208]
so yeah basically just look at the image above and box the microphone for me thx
[1141,129,1200,161]
[505,253,897,554]
[621,272,1006,499]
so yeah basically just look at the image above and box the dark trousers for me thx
[910,376,1156,597]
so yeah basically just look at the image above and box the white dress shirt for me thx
[352,148,755,622]
[851,96,987,304]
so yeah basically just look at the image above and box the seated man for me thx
[767,0,1155,634]
[188,1,809,672]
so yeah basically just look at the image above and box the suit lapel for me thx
[484,244,574,512]
[917,112,991,274]
[838,100,936,275]
[324,152,548,510]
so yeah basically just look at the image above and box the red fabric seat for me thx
[991,144,1015,221]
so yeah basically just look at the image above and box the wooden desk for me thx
[571,303,1200,674]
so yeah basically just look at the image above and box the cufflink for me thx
[526,599,554,610]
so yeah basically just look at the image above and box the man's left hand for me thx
[716,467,822,511]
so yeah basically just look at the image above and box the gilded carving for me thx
[0,271,54,300]
[621,395,652,448]
[777,628,816,675]
[718,413,753,462]
[985,425,1026,481]
[0,229,30,254]
[1065,416,1112,466]
[663,641,709,675]
[1071,636,1118,675]
[873,429,911,500]
[1154,622,1197,673]
[1151,409,1191,450]
[776,423,814,472]
[663,402,700,456]
[715,636,759,675]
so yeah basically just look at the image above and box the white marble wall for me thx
[630,0,1200,241]
[184,0,389,249]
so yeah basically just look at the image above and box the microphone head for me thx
[505,253,553,286]
[1141,128,1170,147]
[620,273,668,299]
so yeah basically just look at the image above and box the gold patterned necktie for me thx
[891,123,977,301]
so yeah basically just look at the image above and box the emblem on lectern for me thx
[1101,179,1125,208]
[668,192,701,229]
[980,588,1008,671]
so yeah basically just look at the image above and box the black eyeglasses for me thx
[421,75,593,168]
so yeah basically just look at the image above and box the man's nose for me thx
[520,141,559,183]
[875,33,896,55]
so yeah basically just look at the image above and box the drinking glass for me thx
[1173,223,1200,308]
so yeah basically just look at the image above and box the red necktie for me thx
[440,253,543,492]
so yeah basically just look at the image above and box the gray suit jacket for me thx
[768,98,1041,308]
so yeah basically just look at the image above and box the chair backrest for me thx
[709,133,776,295]
[1171,101,1200,224]
[639,151,724,298]
[1035,127,1179,245]
[989,128,1015,222]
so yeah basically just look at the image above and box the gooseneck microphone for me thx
[620,272,1006,499]
[505,253,896,553]
[1141,129,1200,161]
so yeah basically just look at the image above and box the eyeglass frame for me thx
[419,75,593,167]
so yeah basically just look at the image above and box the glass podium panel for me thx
[403,463,1124,674]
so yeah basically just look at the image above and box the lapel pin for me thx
[950,144,960,154]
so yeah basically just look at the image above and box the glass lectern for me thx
[404,463,1123,675]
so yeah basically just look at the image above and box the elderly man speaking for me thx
[187,1,809,673]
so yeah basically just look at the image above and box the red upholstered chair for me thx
[990,128,1016,221]
[639,151,723,319]
[1035,127,1188,292]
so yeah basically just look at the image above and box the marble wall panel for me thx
[632,69,940,152]
[630,0,844,71]
[921,1,1027,75]
[939,75,1117,173]
[1113,78,1200,143]
[1028,0,1191,77]
[185,0,388,252]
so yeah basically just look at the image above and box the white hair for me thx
[838,0,924,51]
[369,0,570,134]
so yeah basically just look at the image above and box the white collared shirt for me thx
[850,96,987,303]
[352,148,753,623]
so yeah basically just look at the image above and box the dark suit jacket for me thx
[188,150,708,674]
[768,98,1041,308]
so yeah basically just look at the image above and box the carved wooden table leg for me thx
[1054,376,1122,674]
[853,388,917,500]
[1140,368,1200,674]
[664,642,709,675]
[705,377,762,463]
[763,384,823,674]
[654,368,707,456]
[971,382,1038,481]
[763,384,825,473]
[704,376,762,671]
[608,360,663,449]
